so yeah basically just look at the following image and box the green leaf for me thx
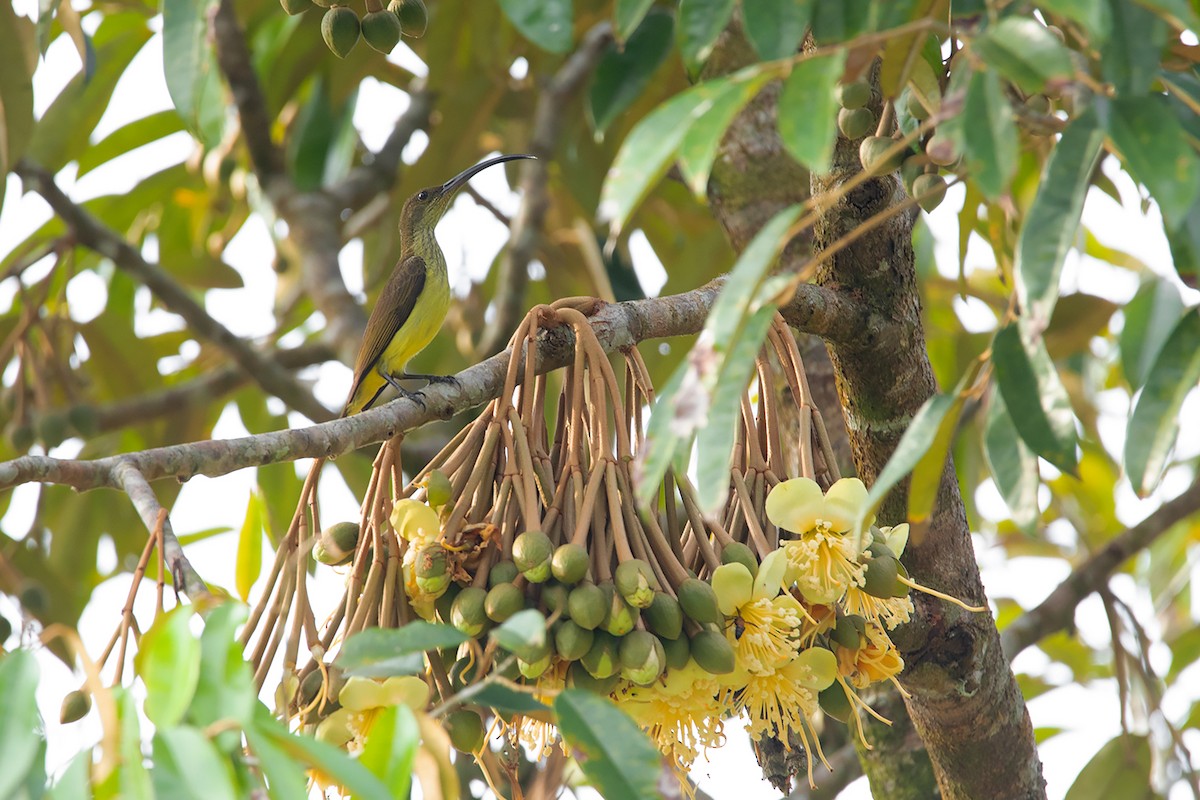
[614,0,655,41]
[953,69,1018,199]
[109,689,153,800]
[47,749,91,800]
[1014,109,1105,325]
[1125,308,1200,496]
[677,0,736,74]
[858,393,957,534]
[677,66,772,197]
[1165,189,1200,289]
[1136,0,1200,32]
[235,491,263,601]
[908,392,967,530]
[1107,95,1200,230]
[26,13,152,172]
[1064,734,1154,800]
[244,719,309,800]
[983,388,1040,533]
[151,726,239,800]
[811,0,875,43]
[991,321,1078,475]
[1120,278,1186,389]
[1038,0,1111,43]
[253,707,392,800]
[358,704,418,798]
[135,605,201,728]
[77,110,186,177]
[191,602,254,744]
[555,689,663,800]
[498,0,573,53]
[0,650,42,800]
[0,3,36,176]
[490,608,547,653]
[162,0,224,146]
[742,0,811,61]
[972,17,1074,96]
[471,682,551,714]
[1100,0,1168,95]
[337,622,469,678]
[588,10,674,135]
[778,51,847,174]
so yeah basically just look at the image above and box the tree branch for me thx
[14,161,336,423]
[0,278,872,492]
[1001,475,1200,658]
[211,0,287,187]
[475,22,614,357]
[113,461,208,598]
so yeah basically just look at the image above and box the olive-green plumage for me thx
[342,154,534,416]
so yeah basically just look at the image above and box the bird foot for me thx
[381,374,427,409]
[400,372,461,390]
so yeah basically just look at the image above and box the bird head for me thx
[399,153,536,235]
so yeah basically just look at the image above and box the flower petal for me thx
[390,499,440,543]
[711,563,754,616]
[790,646,838,690]
[823,478,869,533]
[752,549,788,600]
[765,477,824,532]
[883,523,910,558]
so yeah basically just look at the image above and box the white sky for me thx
[1,5,1199,798]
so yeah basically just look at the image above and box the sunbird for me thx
[342,154,535,416]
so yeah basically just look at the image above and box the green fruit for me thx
[602,588,639,636]
[569,662,620,695]
[861,553,899,599]
[361,9,402,53]
[279,0,311,13]
[580,631,620,679]
[451,587,489,636]
[620,630,665,685]
[644,592,683,640]
[912,173,947,212]
[900,155,926,193]
[660,633,690,670]
[540,582,568,615]
[832,615,865,650]
[37,414,68,448]
[905,90,931,121]
[489,560,519,588]
[720,542,758,578]
[690,630,735,675]
[414,544,450,595]
[554,620,594,661]
[615,559,655,608]
[321,6,360,58]
[512,634,552,665]
[393,0,427,36]
[6,422,34,452]
[60,690,91,723]
[819,684,852,722]
[313,522,360,566]
[19,584,47,614]
[925,134,958,167]
[445,709,486,752]
[513,530,553,583]
[677,578,721,625]
[837,107,874,140]
[66,406,98,437]
[567,583,606,630]
[859,136,905,174]
[435,583,461,621]
[1024,94,1051,113]
[425,469,452,508]
[836,80,871,109]
[892,560,912,598]
[484,582,523,623]
[551,543,589,584]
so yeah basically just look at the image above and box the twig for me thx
[1002,476,1200,657]
[0,277,879,493]
[13,161,334,422]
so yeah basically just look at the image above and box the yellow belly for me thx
[347,271,450,414]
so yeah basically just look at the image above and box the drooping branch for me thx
[475,21,615,358]
[0,278,874,492]
[1001,476,1200,658]
[113,461,208,598]
[14,161,336,423]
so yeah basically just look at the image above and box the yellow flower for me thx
[619,662,726,768]
[836,622,904,689]
[782,529,865,605]
[390,498,441,546]
[765,477,873,538]
[841,587,914,630]
[711,550,807,674]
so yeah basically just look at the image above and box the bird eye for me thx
[417,190,430,201]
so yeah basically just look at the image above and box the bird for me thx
[342,153,535,417]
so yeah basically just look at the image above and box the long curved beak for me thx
[442,153,536,194]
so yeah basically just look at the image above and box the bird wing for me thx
[343,254,426,415]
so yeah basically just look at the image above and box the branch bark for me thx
[0,278,868,492]
[1002,476,1200,658]
[14,161,336,423]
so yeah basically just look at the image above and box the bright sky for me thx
[2,4,1199,798]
